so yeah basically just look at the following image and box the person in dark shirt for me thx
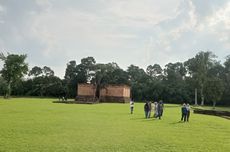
[156,100,164,119]
[159,100,164,116]
[181,103,187,122]
[144,102,149,119]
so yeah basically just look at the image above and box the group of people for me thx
[130,100,191,122]
[130,100,164,119]
[181,103,190,122]
[144,101,164,119]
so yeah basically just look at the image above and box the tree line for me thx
[0,51,229,106]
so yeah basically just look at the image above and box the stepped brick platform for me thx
[53,101,97,104]
[193,108,230,119]
[100,96,130,103]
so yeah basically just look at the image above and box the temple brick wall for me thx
[77,84,95,96]
[76,84,130,103]
[100,85,127,97]
[76,84,96,102]
[100,85,130,103]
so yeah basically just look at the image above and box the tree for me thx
[146,64,163,79]
[90,62,129,100]
[127,65,149,100]
[23,76,64,97]
[162,62,189,103]
[79,56,96,83]
[92,62,128,85]
[90,63,108,100]
[29,66,43,77]
[109,68,129,85]
[164,62,186,81]
[127,64,146,83]
[64,60,78,97]
[221,56,230,105]
[0,76,7,95]
[185,51,216,105]
[0,53,28,97]
[64,57,96,98]
[43,66,54,76]
[203,61,224,108]
[204,78,224,108]
[65,61,77,81]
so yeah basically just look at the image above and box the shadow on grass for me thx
[130,117,146,120]
[130,117,190,124]
[169,121,188,125]
[130,117,163,122]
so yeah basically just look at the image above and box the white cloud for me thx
[0,4,4,12]
[0,4,5,23]
[208,2,230,28]
[141,0,230,68]
[105,0,181,27]
[0,0,230,77]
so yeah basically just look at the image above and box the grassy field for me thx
[0,98,229,152]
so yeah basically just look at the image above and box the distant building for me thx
[76,84,130,103]
[76,84,96,102]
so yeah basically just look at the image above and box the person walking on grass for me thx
[181,103,187,122]
[157,101,164,119]
[144,101,149,119]
[153,102,158,118]
[130,99,134,114]
[159,100,164,116]
[186,103,190,122]
[147,101,152,118]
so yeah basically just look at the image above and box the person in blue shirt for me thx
[181,103,187,122]
[157,100,164,119]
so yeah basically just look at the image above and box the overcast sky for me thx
[0,0,230,78]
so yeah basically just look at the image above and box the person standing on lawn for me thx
[157,101,164,119]
[186,103,190,122]
[144,101,149,118]
[153,101,158,118]
[130,99,134,114]
[181,103,187,122]
[147,101,152,118]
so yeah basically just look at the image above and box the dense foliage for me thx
[0,51,229,105]
[0,53,28,97]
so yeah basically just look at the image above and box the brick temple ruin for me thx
[76,84,130,103]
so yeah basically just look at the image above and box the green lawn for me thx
[0,98,229,152]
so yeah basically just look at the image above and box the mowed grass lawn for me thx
[0,98,229,152]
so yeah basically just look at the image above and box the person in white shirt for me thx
[130,99,134,114]
[186,103,191,122]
